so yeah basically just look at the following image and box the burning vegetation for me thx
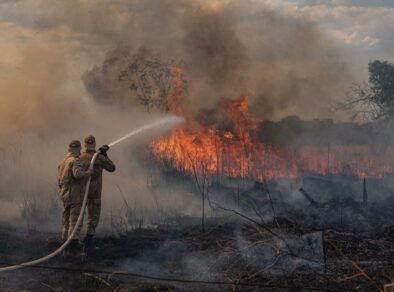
[1,0,394,290]
[66,54,392,291]
[151,67,394,181]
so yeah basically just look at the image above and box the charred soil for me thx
[0,218,393,291]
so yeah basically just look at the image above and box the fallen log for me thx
[299,188,327,208]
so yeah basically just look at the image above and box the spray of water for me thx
[0,116,183,272]
[108,116,183,147]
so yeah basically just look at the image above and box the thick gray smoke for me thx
[81,0,352,120]
[0,0,354,230]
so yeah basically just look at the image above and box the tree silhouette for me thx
[118,56,187,112]
[340,60,394,121]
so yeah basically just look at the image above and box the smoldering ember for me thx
[1,1,394,292]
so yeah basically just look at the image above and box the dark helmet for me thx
[84,135,96,146]
[68,139,82,151]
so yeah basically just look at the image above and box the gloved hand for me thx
[99,145,110,157]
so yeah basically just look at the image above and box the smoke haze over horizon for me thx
[1,0,393,129]
[0,0,393,228]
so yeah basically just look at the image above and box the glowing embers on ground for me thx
[152,96,394,180]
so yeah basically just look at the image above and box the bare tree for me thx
[338,60,394,121]
[186,152,213,233]
[338,83,383,121]
[118,55,187,112]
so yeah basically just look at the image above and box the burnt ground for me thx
[0,218,393,292]
[1,174,394,291]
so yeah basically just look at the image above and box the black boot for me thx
[84,235,94,254]
[68,239,79,253]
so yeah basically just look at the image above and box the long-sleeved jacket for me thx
[58,153,90,203]
[80,150,115,194]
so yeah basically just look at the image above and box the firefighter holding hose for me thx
[58,140,94,253]
[0,117,177,271]
[80,135,116,252]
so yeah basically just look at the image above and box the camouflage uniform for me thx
[80,135,116,237]
[58,140,91,241]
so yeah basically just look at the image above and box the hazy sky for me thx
[1,0,392,73]
[0,0,392,223]
[266,0,394,71]
[0,0,393,121]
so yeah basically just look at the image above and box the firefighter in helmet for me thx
[58,140,93,252]
[80,135,116,251]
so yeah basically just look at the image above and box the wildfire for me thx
[152,96,266,179]
[151,68,394,181]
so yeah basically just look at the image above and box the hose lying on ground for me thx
[0,117,181,272]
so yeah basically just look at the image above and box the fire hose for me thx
[0,116,181,272]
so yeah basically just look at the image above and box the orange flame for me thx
[152,68,394,180]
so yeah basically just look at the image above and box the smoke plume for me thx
[0,0,354,228]
[81,0,352,120]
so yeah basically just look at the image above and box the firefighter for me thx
[58,140,93,252]
[80,135,116,251]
